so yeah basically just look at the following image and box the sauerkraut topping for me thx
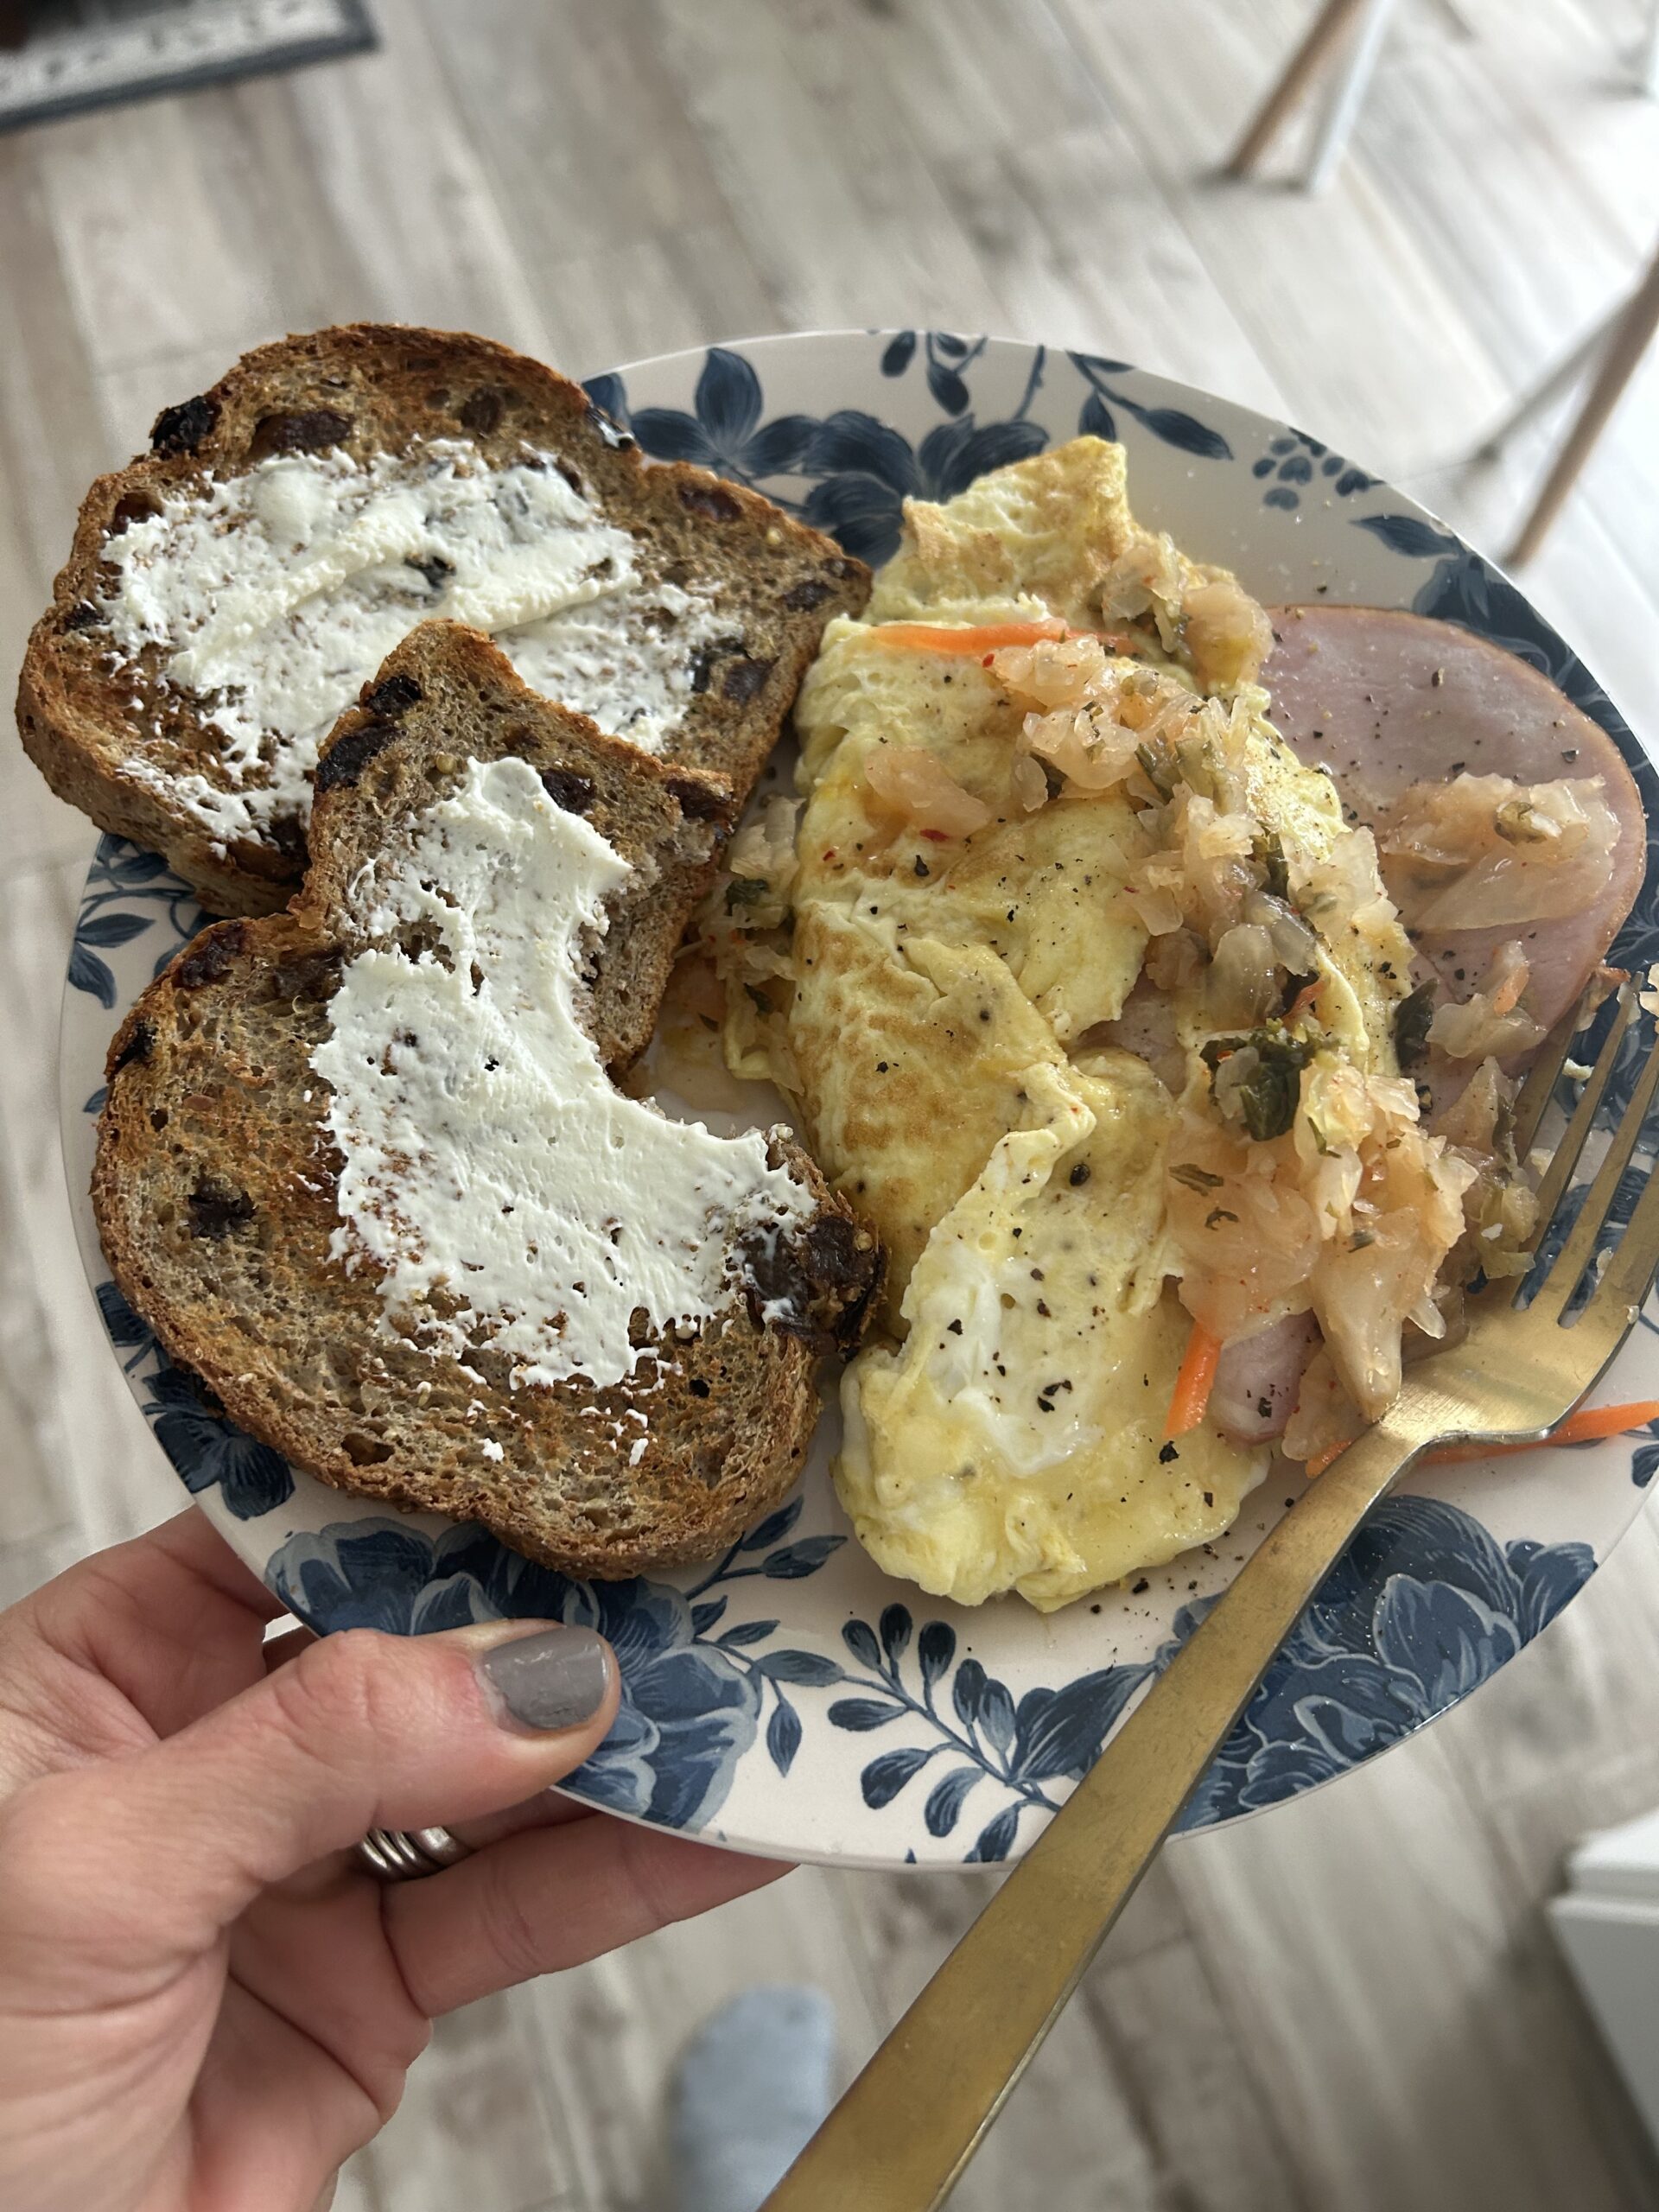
[1379,772,1620,929]
[1096,537,1274,690]
[1166,1049,1479,1420]
[1427,940,1547,1061]
[695,792,804,1090]
[863,744,994,838]
[993,633,1269,810]
[1432,1058,1539,1285]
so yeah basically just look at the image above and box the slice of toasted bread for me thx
[93,622,882,1577]
[20,323,868,917]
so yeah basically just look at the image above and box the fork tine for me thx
[1511,980,1603,1160]
[1593,1134,1659,1319]
[1535,1020,1659,1317]
[1527,987,1634,1243]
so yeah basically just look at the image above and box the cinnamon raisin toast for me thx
[21,323,868,916]
[93,621,882,1576]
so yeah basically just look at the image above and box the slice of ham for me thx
[1082,974,1187,1092]
[1210,1311,1320,1445]
[1262,607,1646,1038]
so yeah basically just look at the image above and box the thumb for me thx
[0,1620,618,1992]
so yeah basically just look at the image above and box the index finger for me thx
[28,1506,284,1739]
[386,1813,791,2015]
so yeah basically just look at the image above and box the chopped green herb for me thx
[1256,832,1291,903]
[1205,1206,1240,1228]
[1494,797,1549,844]
[1135,740,1176,801]
[1494,1090,1516,1157]
[1393,981,1436,1071]
[1201,1025,1315,1141]
[1279,964,1319,1018]
[1170,1161,1224,1193]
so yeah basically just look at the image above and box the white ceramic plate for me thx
[60,329,1659,1868]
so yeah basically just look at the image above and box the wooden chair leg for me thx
[1508,241,1659,566]
[1641,0,1659,96]
[1225,0,1370,176]
[1303,0,1401,192]
[1475,307,1623,460]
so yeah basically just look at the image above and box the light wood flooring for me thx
[7,2,1659,2204]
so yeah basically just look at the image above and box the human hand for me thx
[0,1508,785,2212]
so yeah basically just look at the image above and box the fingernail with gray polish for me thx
[480,1628,611,1732]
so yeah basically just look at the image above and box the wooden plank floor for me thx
[6,1,1659,2203]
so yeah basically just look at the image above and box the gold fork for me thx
[761,987,1659,2212]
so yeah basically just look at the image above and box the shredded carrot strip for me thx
[873,620,1071,654]
[1166,1321,1223,1439]
[1303,1399,1659,1479]
[1421,1400,1659,1465]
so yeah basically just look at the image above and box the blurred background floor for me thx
[6,1,1659,2206]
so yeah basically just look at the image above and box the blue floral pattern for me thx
[880,329,988,415]
[143,1364,295,1521]
[91,1280,294,1518]
[625,347,817,486]
[798,410,1049,569]
[63,330,1656,1863]
[264,1492,1592,1846]
[72,836,212,1014]
[1251,426,1377,511]
[1173,1497,1592,1825]
[594,340,1049,566]
[815,1607,1147,1861]
[95,1278,157,1375]
[1070,351,1234,461]
[273,1518,770,1827]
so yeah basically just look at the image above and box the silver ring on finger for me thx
[356,1825,475,1882]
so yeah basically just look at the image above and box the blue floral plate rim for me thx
[57,327,1659,1868]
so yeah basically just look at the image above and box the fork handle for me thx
[760,1419,1418,2212]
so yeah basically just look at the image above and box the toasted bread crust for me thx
[93,624,882,1577]
[20,322,868,916]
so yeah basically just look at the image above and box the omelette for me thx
[706,438,1544,1611]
